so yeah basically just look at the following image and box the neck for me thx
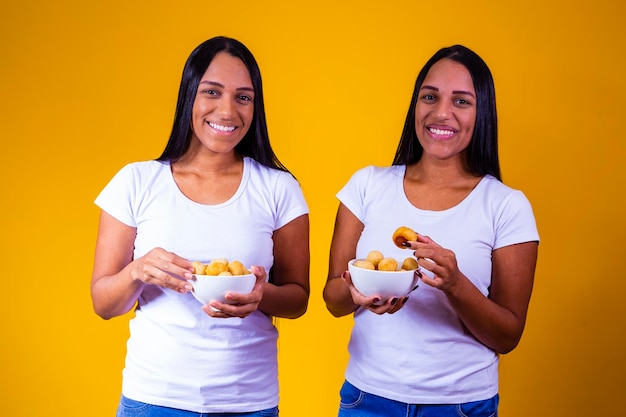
[406,157,476,185]
[174,148,243,176]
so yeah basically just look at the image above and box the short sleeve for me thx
[494,190,540,250]
[94,163,138,227]
[273,171,309,230]
[336,166,372,223]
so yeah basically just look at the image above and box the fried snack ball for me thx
[365,250,385,267]
[401,257,419,271]
[191,259,252,276]
[218,271,233,276]
[191,261,206,275]
[378,257,398,271]
[353,260,376,270]
[205,260,229,276]
[392,226,419,249]
[228,260,247,276]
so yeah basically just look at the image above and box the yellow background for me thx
[1,0,624,416]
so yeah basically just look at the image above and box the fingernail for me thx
[415,269,423,278]
[391,298,398,305]
[402,297,409,303]
[411,284,419,291]
[401,241,409,247]
[373,297,381,303]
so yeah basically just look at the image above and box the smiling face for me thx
[414,58,477,163]
[190,51,255,155]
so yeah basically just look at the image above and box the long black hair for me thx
[393,45,501,180]
[157,36,288,172]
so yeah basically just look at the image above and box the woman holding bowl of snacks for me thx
[323,45,539,416]
[91,36,309,417]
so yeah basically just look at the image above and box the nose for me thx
[216,96,235,118]
[433,100,451,120]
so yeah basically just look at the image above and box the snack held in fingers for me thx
[392,226,418,248]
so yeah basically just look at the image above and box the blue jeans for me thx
[338,380,498,417]
[116,395,279,417]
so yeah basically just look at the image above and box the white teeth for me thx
[209,122,236,132]
[429,127,454,135]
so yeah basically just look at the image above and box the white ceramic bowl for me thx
[189,273,256,305]
[348,259,419,303]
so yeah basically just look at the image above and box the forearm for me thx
[445,278,525,354]
[259,281,309,319]
[323,276,358,317]
[91,264,145,320]
[324,204,363,317]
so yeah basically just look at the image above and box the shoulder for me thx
[245,157,299,186]
[337,165,402,209]
[478,176,537,231]
[125,160,169,175]
[479,175,533,206]
[100,160,170,197]
[111,160,169,179]
[477,177,539,245]
[346,164,403,185]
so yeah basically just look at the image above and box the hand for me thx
[407,234,463,294]
[130,247,194,293]
[341,271,411,315]
[202,265,266,318]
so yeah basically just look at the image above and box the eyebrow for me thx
[199,80,254,92]
[420,85,475,97]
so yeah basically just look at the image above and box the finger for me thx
[367,299,395,315]
[347,282,377,305]
[160,259,194,280]
[210,302,253,318]
[341,270,353,285]
[202,305,231,318]
[250,265,267,281]
[389,296,410,314]
[416,259,436,280]
[224,290,261,306]
[415,234,437,245]
[153,250,194,279]
[418,274,438,288]
[148,267,192,292]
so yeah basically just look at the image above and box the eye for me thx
[454,97,473,106]
[421,94,436,102]
[237,94,253,102]
[200,88,219,96]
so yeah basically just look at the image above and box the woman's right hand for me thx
[93,211,195,319]
[130,247,194,293]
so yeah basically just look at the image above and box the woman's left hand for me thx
[201,265,266,318]
[408,234,463,295]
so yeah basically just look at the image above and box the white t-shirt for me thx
[94,157,309,413]
[337,165,539,404]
